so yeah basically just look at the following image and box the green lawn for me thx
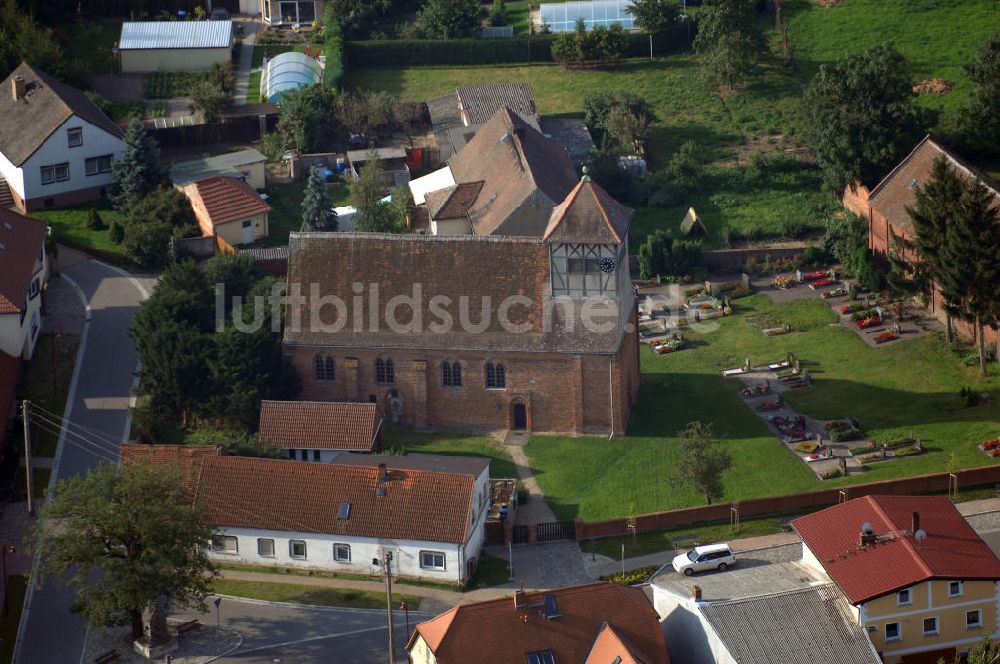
[247,70,262,104]
[527,295,1000,521]
[32,202,125,260]
[783,0,1000,115]
[382,427,518,480]
[18,331,79,457]
[265,181,350,247]
[505,1,532,36]
[212,578,421,609]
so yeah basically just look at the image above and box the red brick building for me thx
[283,175,640,436]
[846,136,1000,343]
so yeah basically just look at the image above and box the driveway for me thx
[14,257,149,664]
[171,596,426,663]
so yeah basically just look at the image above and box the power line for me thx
[28,412,121,461]
[28,403,123,450]
[27,418,119,465]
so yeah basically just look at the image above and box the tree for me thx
[85,208,105,231]
[108,220,124,244]
[637,230,702,279]
[957,32,1000,155]
[629,0,678,34]
[802,43,926,193]
[673,421,731,505]
[418,0,481,39]
[553,20,629,66]
[665,140,705,190]
[109,120,165,212]
[121,186,199,268]
[277,84,336,154]
[605,106,651,156]
[0,0,64,80]
[939,177,1000,375]
[189,80,228,123]
[693,0,764,88]
[350,154,395,232]
[31,462,216,641]
[904,155,966,346]
[945,636,1000,664]
[301,166,338,232]
[488,0,507,27]
[822,211,867,267]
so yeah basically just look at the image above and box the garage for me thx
[118,20,234,73]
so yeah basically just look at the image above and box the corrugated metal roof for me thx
[119,21,233,50]
[701,586,882,664]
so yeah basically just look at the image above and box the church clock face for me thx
[600,257,616,273]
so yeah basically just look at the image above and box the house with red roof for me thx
[792,495,1000,664]
[406,582,670,664]
[183,176,271,247]
[0,208,49,360]
[257,400,383,461]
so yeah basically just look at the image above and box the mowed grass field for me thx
[527,295,1000,521]
[783,0,1000,115]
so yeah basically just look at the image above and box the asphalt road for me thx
[14,258,147,664]
[173,596,425,663]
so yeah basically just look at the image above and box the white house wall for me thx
[120,48,231,73]
[0,315,23,358]
[20,115,123,202]
[0,149,24,200]
[0,257,47,360]
[652,587,737,664]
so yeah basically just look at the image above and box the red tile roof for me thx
[585,622,657,664]
[258,400,381,451]
[544,178,634,244]
[0,208,47,314]
[121,444,476,543]
[868,135,1000,236]
[408,582,670,664]
[187,176,271,226]
[792,495,1000,604]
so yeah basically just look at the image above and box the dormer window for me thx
[67,127,82,148]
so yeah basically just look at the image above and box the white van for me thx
[672,543,736,576]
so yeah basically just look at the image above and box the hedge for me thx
[322,4,345,89]
[344,23,693,67]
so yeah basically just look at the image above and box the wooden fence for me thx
[573,464,1000,541]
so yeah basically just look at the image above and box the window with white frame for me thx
[885,622,901,642]
[67,127,82,147]
[949,581,964,597]
[333,543,351,562]
[923,617,939,636]
[420,550,445,570]
[290,540,307,559]
[211,535,238,554]
[85,155,113,176]
[40,163,69,185]
[896,588,911,605]
[967,609,982,629]
[258,538,275,557]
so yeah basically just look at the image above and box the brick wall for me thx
[575,464,1000,540]
[289,338,639,435]
[842,182,872,221]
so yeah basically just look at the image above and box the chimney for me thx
[859,522,876,547]
[11,76,25,101]
[912,511,921,535]
[692,585,702,602]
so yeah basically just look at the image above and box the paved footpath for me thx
[233,18,260,106]
[14,254,150,664]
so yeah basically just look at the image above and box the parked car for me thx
[672,543,735,576]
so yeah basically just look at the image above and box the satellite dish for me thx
[915,529,927,542]
[861,522,873,534]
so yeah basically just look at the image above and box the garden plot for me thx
[829,290,941,348]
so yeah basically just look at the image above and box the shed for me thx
[347,148,410,190]
[680,207,706,236]
[118,21,234,73]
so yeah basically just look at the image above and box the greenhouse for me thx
[260,51,322,104]
[539,0,636,33]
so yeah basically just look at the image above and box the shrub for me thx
[109,220,124,244]
[666,141,704,190]
[960,386,982,408]
[822,468,843,479]
[321,4,345,89]
[600,565,658,585]
[801,246,831,267]
[85,208,106,231]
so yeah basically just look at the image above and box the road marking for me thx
[234,625,390,656]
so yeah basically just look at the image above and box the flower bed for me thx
[651,337,685,354]
[822,288,847,299]
[983,439,1000,451]
[894,445,924,458]
[856,315,881,329]
[794,441,820,453]
[822,468,844,479]
[757,400,783,412]
[825,419,863,442]
[802,270,829,282]
[874,330,898,343]
[808,278,835,289]
[772,275,795,289]
[839,303,865,315]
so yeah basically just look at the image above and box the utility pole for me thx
[22,401,33,515]
[384,551,396,664]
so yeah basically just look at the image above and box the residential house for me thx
[0,63,124,212]
[845,135,1000,346]
[259,0,324,25]
[651,559,881,664]
[408,107,580,237]
[118,21,234,73]
[792,495,1000,664]
[170,149,267,191]
[426,83,593,164]
[284,171,640,435]
[0,208,49,360]
[121,444,491,584]
[406,581,670,664]
[183,176,271,247]
[258,400,383,461]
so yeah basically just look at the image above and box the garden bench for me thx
[177,619,201,637]
[95,650,121,664]
[671,534,699,549]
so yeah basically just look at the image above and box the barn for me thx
[118,21,233,73]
